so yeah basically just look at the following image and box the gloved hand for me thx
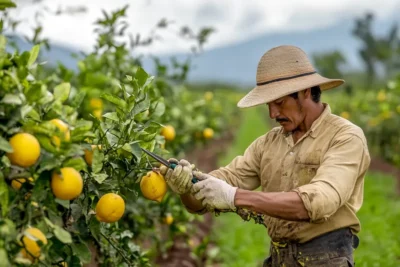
[159,158,195,195]
[192,171,237,211]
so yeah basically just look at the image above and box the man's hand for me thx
[159,159,195,195]
[192,171,237,211]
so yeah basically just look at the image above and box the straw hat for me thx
[237,45,344,108]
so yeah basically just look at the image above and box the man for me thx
[160,45,371,267]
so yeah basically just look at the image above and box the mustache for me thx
[276,118,289,123]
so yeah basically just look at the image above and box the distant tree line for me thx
[312,12,400,92]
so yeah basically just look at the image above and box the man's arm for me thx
[192,131,370,221]
[234,190,309,221]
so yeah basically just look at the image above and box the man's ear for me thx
[303,88,312,100]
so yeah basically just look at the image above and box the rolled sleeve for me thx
[208,135,265,190]
[292,133,370,223]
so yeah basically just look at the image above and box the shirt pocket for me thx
[293,162,319,186]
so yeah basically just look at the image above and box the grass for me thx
[210,107,271,267]
[210,107,400,267]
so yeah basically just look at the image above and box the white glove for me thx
[191,171,237,211]
[159,158,195,195]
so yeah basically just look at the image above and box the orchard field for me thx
[1,1,400,267]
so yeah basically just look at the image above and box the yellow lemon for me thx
[11,177,34,190]
[95,193,125,223]
[93,109,102,120]
[381,110,392,120]
[163,213,174,225]
[377,90,386,102]
[90,98,103,110]
[203,128,214,139]
[161,125,176,141]
[340,111,350,120]
[50,119,70,147]
[84,145,102,166]
[20,227,48,261]
[140,170,167,203]
[51,167,83,200]
[6,133,41,167]
[204,91,213,101]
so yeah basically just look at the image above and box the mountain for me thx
[6,15,399,88]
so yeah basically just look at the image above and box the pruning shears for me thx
[141,148,199,184]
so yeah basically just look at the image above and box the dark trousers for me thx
[263,228,358,267]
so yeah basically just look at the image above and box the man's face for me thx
[267,91,307,133]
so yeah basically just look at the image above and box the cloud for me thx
[8,0,400,56]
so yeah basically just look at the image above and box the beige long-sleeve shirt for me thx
[208,104,371,243]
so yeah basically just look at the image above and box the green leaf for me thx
[152,101,165,117]
[25,83,47,103]
[136,67,149,88]
[89,218,101,243]
[0,248,10,267]
[28,44,40,67]
[0,1,16,11]
[102,112,119,122]
[54,225,72,244]
[0,35,7,51]
[43,217,55,228]
[131,143,142,160]
[71,120,93,139]
[55,198,70,208]
[37,157,61,173]
[0,136,12,153]
[92,173,108,184]
[26,108,40,121]
[71,242,92,264]
[92,149,104,174]
[101,93,127,111]
[35,135,58,154]
[70,91,86,108]
[20,105,33,119]
[54,82,71,103]
[63,157,87,172]
[1,94,21,105]
[106,132,119,147]
[0,172,9,217]
[131,95,150,117]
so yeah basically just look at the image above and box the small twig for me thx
[100,232,132,266]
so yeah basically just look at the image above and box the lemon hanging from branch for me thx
[20,227,48,262]
[140,170,167,203]
[160,125,176,141]
[95,193,125,223]
[51,167,83,200]
[6,133,41,168]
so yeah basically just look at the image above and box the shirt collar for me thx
[279,103,331,139]
[308,103,331,138]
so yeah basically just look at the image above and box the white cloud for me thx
[8,0,400,55]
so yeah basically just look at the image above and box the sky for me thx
[7,0,400,56]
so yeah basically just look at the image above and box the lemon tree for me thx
[0,2,240,266]
[327,77,400,167]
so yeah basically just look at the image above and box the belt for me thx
[270,228,358,261]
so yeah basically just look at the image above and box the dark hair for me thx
[288,86,321,103]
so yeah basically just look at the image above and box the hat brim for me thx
[237,73,344,108]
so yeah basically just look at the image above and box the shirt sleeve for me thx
[208,134,266,190]
[292,132,371,223]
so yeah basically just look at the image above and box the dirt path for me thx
[154,130,236,267]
